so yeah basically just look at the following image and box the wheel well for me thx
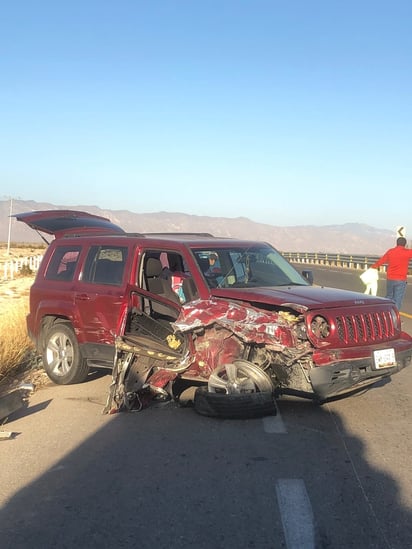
[40,315,71,350]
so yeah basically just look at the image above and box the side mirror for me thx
[302,270,314,285]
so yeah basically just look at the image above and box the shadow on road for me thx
[0,366,411,549]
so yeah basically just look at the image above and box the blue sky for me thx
[1,1,411,233]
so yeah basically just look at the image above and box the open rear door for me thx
[14,210,125,238]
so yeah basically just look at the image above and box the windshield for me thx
[192,245,309,289]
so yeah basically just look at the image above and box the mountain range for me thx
[0,199,397,255]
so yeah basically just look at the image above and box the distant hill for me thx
[0,199,397,255]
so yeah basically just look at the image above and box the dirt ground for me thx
[0,276,34,311]
[0,246,42,311]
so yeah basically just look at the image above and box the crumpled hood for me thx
[210,285,388,312]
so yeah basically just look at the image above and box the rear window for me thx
[45,245,81,281]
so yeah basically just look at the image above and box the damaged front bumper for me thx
[308,347,412,401]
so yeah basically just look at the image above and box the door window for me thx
[82,246,128,286]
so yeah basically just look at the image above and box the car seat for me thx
[145,257,181,318]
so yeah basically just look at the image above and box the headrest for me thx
[146,257,162,277]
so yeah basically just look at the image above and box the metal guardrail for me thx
[282,251,412,275]
[281,252,381,270]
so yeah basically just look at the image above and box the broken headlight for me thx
[295,322,308,340]
[310,315,330,339]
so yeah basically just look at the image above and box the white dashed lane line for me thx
[264,409,315,548]
[276,479,315,549]
[262,404,287,433]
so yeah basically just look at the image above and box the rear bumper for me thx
[309,347,412,400]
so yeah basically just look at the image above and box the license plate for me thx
[373,348,396,369]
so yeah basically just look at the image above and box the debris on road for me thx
[0,383,34,424]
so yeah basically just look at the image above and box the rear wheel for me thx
[194,360,276,419]
[42,323,89,384]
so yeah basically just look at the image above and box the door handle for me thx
[75,293,91,301]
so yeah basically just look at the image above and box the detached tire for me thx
[194,386,277,419]
[42,323,89,384]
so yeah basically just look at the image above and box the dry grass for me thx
[0,270,37,388]
[0,242,46,257]
[0,299,35,385]
[0,245,46,389]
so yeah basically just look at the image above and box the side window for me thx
[82,245,128,286]
[45,246,81,281]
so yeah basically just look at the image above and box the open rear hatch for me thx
[14,210,125,239]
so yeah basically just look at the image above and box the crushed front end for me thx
[104,297,412,414]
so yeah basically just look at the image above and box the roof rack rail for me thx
[60,231,216,239]
[141,232,215,237]
[62,231,127,239]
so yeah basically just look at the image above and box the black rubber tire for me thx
[42,323,89,384]
[193,386,277,419]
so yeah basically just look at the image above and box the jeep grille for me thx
[335,311,396,344]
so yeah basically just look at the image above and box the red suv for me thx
[17,210,412,418]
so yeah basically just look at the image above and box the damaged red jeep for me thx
[17,210,412,418]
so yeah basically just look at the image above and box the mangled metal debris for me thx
[0,383,34,425]
[103,298,300,418]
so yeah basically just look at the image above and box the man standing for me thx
[371,237,412,310]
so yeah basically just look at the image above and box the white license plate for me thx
[373,348,396,369]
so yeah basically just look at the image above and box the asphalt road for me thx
[1,267,411,549]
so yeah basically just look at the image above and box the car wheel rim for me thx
[46,332,74,377]
[208,360,273,394]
